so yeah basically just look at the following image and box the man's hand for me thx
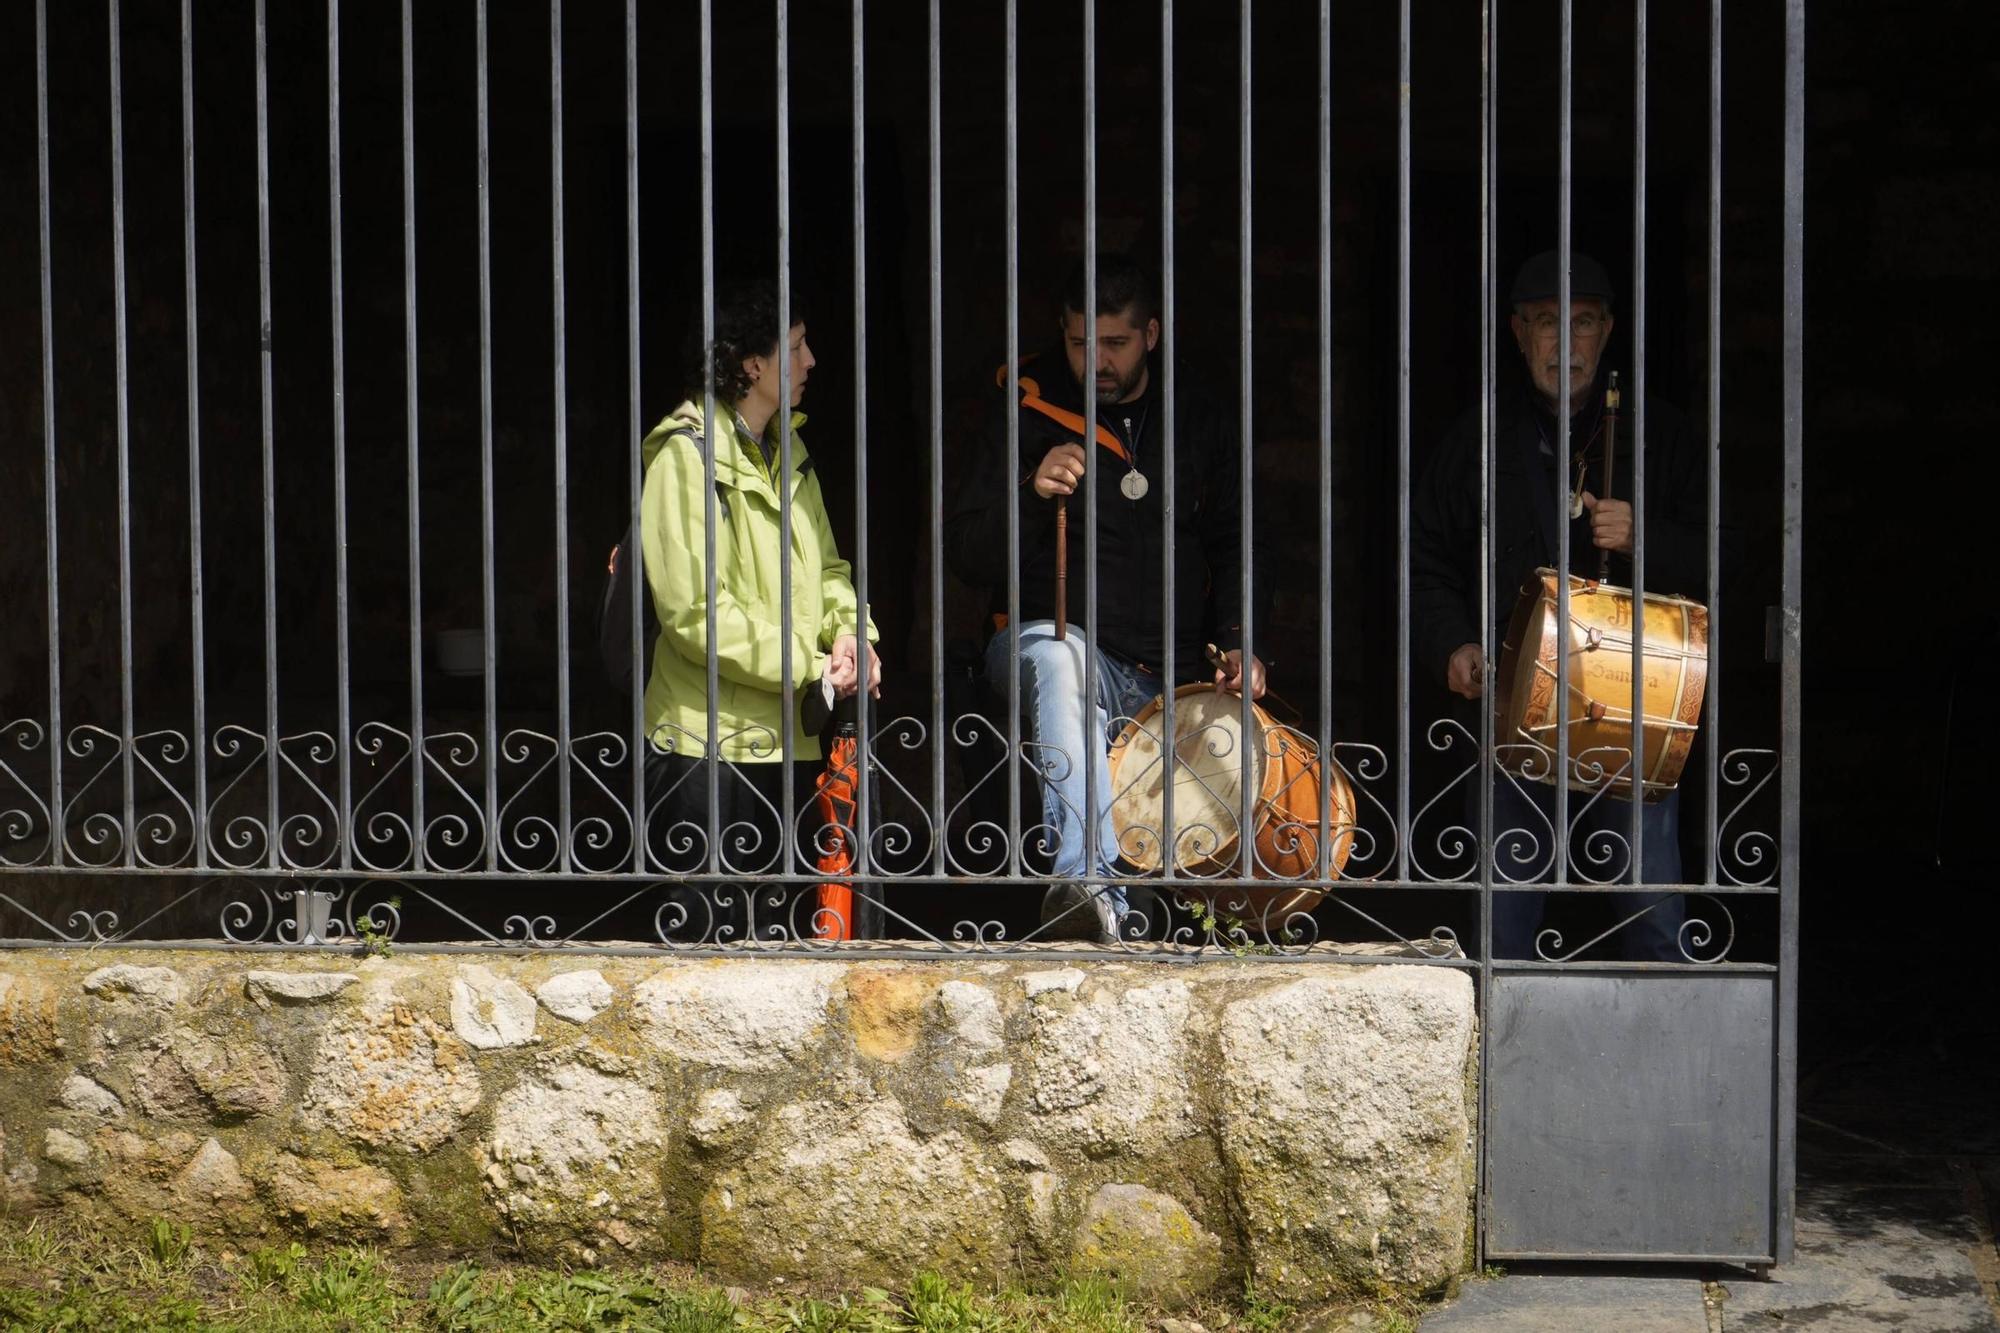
[1214,650,1267,701]
[1578,490,1634,556]
[1031,443,1088,499]
[828,634,882,700]
[1447,642,1485,700]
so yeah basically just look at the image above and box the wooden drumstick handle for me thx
[1054,497,1068,641]
[1599,370,1620,583]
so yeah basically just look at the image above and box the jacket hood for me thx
[644,401,811,490]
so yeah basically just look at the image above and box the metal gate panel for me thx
[1485,970,1776,1263]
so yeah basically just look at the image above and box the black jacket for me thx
[1410,370,1711,691]
[945,348,1271,674]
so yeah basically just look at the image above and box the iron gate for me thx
[0,0,1803,1269]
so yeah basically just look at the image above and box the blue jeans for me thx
[1487,778,1687,961]
[987,621,1162,882]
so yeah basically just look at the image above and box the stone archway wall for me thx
[0,950,1475,1305]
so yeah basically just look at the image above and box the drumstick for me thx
[1599,370,1620,583]
[1054,497,1068,642]
[1206,641,1302,722]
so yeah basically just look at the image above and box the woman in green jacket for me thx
[641,280,879,896]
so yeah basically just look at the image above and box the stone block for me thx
[632,961,840,1071]
[1218,967,1477,1301]
[536,970,614,1024]
[1071,1182,1226,1304]
[451,964,537,1050]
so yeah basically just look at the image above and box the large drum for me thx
[1107,685,1356,923]
[1495,569,1708,802]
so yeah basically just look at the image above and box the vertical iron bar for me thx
[926,0,944,877]
[1476,0,1499,1259]
[476,0,498,871]
[184,0,209,868]
[402,0,425,872]
[329,0,352,870]
[254,0,280,871]
[1238,0,1255,881]
[1553,0,1573,888]
[778,0,796,880]
[700,0,719,875]
[1703,0,1722,887]
[1777,0,1805,1263]
[626,0,644,872]
[551,0,573,872]
[1004,0,1021,880]
[1628,0,1646,879]
[1394,0,1411,882]
[852,0,872,878]
[37,0,61,867]
[1081,0,1099,903]
[109,0,136,868]
[1315,0,1330,880]
[1159,0,1175,885]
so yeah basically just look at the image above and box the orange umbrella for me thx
[812,722,861,941]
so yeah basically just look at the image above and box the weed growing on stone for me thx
[297,1246,400,1322]
[1236,1278,1293,1333]
[354,894,402,958]
[242,1240,309,1290]
[146,1216,195,1271]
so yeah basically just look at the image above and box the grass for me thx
[0,1212,1438,1331]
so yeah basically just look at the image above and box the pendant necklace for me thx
[1118,406,1151,500]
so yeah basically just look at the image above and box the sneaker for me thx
[1039,882,1128,944]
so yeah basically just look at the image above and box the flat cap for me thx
[1510,249,1616,306]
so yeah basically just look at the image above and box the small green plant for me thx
[657,1282,743,1333]
[1050,1273,1137,1333]
[1186,894,1278,957]
[353,894,401,958]
[513,1270,681,1327]
[243,1239,308,1290]
[428,1260,486,1329]
[902,1271,1002,1333]
[144,1215,194,1270]
[297,1245,397,1322]
[781,1292,881,1333]
[1240,1278,1294,1333]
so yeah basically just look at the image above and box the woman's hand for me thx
[828,635,882,700]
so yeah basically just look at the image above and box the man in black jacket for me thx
[946,255,1270,941]
[1412,250,1706,960]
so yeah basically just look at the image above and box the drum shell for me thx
[1495,569,1708,802]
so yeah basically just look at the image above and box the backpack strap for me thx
[658,427,731,521]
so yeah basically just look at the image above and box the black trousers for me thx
[645,751,823,943]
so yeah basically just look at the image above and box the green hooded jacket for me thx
[640,401,875,763]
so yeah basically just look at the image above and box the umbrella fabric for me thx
[812,730,861,940]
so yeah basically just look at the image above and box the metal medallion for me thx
[1120,469,1150,501]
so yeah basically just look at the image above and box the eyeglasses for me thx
[1526,310,1608,342]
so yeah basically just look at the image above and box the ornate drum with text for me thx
[1495,569,1709,802]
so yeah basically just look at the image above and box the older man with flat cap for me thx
[1411,249,1710,961]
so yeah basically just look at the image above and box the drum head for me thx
[1109,686,1262,874]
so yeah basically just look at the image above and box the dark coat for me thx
[945,347,1271,675]
[1410,370,1712,692]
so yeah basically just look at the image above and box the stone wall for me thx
[0,950,1476,1304]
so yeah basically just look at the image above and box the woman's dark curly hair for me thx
[681,279,808,404]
